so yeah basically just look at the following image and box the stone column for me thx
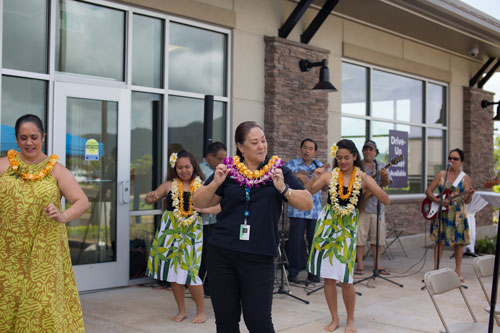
[463,86,495,228]
[264,36,330,163]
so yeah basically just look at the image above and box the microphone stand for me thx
[435,163,452,271]
[274,202,309,304]
[354,160,403,288]
[421,162,455,291]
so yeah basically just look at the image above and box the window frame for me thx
[0,0,231,212]
[341,59,449,198]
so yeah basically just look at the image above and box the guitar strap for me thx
[452,171,466,188]
[372,159,378,178]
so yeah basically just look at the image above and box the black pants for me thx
[287,217,316,277]
[199,224,211,290]
[208,244,275,333]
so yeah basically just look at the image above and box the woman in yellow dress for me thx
[0,114,89,332]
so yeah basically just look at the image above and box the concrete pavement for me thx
[81,244,497,332]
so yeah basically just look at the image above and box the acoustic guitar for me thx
[369,154,403,178]
[421,179,499,220]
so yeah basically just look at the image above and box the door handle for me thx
[121,180,130,204]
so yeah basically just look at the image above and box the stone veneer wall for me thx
[463,87,495,228]
[264,36,330,163]
[263,38,496,242]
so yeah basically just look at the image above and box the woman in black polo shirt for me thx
[193,121,313,332]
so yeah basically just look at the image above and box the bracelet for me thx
[280,184,289,197]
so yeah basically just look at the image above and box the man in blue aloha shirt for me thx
[285,138,324,283]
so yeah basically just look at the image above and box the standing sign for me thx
[388,130,408,188]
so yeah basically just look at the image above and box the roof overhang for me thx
[311,0,500,61]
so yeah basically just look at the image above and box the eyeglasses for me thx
[448,157,460,161]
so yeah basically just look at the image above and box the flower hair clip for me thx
[330,143,338,158]
[169,152,178,168]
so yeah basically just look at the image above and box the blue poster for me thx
[388,130,408,189]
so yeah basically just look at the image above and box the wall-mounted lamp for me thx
[299,59,337,92]
[481,99,500,120]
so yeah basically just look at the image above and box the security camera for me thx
[469,47,479,57]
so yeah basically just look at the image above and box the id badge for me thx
[240,224,250,241]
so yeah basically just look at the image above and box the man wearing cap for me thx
[355,140,391,275]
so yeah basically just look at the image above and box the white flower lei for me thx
[329,167,362,217]
[171,176,202,226]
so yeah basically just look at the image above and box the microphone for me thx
[446,162,453,169]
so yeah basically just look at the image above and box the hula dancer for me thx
[305,139,390,333]
[145,150,211,324]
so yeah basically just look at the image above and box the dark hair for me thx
[15,114,45,137]
[300,138,318,151]
[234,121,264,157]
[449,148,465,162]
[207,141,227,156]
[167,150,205,182]
[333,139,362,169]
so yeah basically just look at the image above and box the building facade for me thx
[1,0,499,291]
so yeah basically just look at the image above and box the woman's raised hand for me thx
[312,167,326,179]
[145,190,160,203]
[272,168,286,193]
[214,163,229,186]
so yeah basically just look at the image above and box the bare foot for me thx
[171,311,188,322]
[324,319,339,332]
[192,312,206,324]
[345,319,356,333]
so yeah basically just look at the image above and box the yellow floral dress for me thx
[0,155,84,332]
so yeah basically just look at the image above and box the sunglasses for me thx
[448,157,460,161]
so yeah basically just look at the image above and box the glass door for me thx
[53,82,130,291]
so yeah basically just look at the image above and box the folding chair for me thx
[382,218,408,258]
[473,255,500,326]
[424,267,498,332]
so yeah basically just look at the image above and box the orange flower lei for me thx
[171,177,202,227]
[233,155,270,179]
[8,149,58,181]
[337,167,357,200]
[177,179,195,217]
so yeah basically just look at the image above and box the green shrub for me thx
[475,235,497,254]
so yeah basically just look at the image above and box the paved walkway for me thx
[81,245,497,332]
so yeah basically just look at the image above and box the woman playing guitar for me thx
[424,148,474,283]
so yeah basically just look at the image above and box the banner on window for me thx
[388,130,408,189]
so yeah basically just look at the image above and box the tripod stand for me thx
[434,163,451,272]
[273,202,309,304]
[354,199,403,288]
